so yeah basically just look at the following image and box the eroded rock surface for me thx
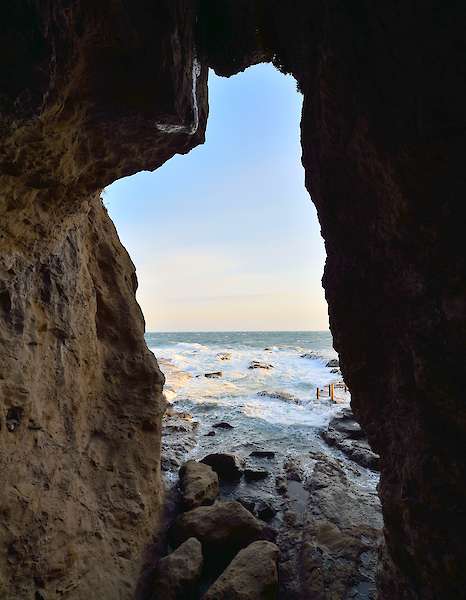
[152,537,203,600]
[203,540,279,600]
[322,409,380,471]
[180,460,219,511]
[171,501,267,566]
[0,1,208,598]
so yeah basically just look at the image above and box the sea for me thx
[145,329,377,501]
[146,331,352,452]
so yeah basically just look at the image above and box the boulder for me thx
[179,460,219,510]
[248,361,274,370]
[205,430,216,437]
[171,501,267,565]
[244,468,269,482]
[201,453,244,481]
[203,540,279,600]
[204,371,222,379]
[255,500,277,522]
[329,412,366,440]
[250,450,275,459]
[213,421,234,430]
[152,537,203,600]
[325,359,339,368]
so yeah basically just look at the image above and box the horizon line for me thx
[145,329,331,333]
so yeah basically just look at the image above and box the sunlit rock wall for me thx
[0,1,207,598]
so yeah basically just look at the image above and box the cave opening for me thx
[103,64,382,598]
[2,2,462,598]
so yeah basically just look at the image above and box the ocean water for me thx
[145,331,380,496]
[146,330,348,439]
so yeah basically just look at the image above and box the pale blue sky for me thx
[104,64,328,331]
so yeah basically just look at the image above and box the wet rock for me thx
[297,452,382,599]
[256,390,299,403]
[203,540,279,600]
[179,461,219,511]
[217,353,232,361]
[255,500,277,522]
[248,361,274,370]
[330,368,340,374]
[244,468,269,482]
[329,411,366,439]
[201,453,244,481]
[322,409,380,471]
[300,352,320,359]
[283,458,305,482]
[275,475,288,495]
[237,497,256,514]
[152,537,203,600]
[250,451,275,459]
[325,359,339,368]
[205,431,216,437]
[204,371,222,379]
[162,410,199,472]
[213,421,234,429]
[171,501,267,565]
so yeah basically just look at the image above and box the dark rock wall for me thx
[201,1,466,598]
[297,6,466,598]
[1,1,465,598]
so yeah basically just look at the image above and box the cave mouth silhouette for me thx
[104,63,328,334]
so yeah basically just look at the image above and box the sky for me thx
[104,63,328,332]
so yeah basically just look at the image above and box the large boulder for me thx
[203,540,279,600]
[171,501,267,564]
[201,453,244,481]
[179,460,219,511]
[152,537,203,600]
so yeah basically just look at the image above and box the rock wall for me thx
[1,1,465,599]
[0,1,207,598]
[201,1,466,597]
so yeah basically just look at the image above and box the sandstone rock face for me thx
[171,501,267,564]
[203,540,279,600]
[152,537,203,600]
[0,1,208,598]
[179,460,219,510]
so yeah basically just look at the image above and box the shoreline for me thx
[156,351,382,599]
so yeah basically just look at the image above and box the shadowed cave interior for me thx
[0,1,465,599]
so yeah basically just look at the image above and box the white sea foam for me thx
[149,331,349,430]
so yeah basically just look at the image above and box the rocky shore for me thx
[152,361,382,599]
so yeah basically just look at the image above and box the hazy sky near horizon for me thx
[105,64,328,331]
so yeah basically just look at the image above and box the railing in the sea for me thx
[316,382,347,402]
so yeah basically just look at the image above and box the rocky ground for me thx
[149,368,383,600]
